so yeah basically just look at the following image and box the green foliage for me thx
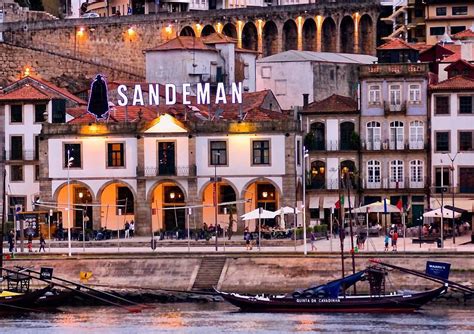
[350,132,361,150]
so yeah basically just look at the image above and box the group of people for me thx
[7,230,47,254]
[384,228,399,252]
[123,220,135,238]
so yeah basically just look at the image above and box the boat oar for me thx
[3,267,141,313]
[14,266,152,311]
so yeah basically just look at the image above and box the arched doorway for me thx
[340,160,357,189]
[180,26,195,37]
[302,18,317,51]
[99,182,135,231]
[340,16,355,53]
[201,180,237,233]
[222,23,237,39]
[321,17,336,52]
[262,21,278,57]
[283,19,297,51]
[55,182,94,231]
[150,181,186,234]
[310,160,326,189]
[306,122,325,151]
[359,14,374,54]
[340,121,355,150]
[242,22,258,51]
[242,180,280,230]
[201,25,215,37]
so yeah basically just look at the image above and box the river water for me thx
[1,303,474,333]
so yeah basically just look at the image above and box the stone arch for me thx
[147,179,188,203]
[302,18,317,51]
[180,26,195,37]
[201,24,216,37]
[242,22,258,51]
[340,16,355,54]
[54,181,96,230]
[359,14,374,55]
[53,181,96,202]
[198,178,239,201]
[240,177,282,199]
[222,23,237,39]
[96,179,137,201]
[262,21,279,57]
[282,19,298,51]
[199,179,239,229]
[98,181,136,230]
[321,17,337,52]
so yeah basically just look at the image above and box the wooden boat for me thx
[0,286,52,312]
[216,267,448,313]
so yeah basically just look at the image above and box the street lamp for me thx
[302,145,309,255]
[447,153,458,244]
[213,151,221,252]
[66,149,74,257]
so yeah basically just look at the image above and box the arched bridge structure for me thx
[1,1,380,79]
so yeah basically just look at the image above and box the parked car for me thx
[81,12,100,18]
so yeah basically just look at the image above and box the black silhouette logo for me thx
[87,74,109,119]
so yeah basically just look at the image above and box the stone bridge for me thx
[1,1,380,86]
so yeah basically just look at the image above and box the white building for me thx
[0,75,86,224]
[256,50,377,110]
[145,34,257,94]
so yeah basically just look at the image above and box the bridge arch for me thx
[242,22,258,51]
[302,18,317,51]
[340,15,355,54]
[262,21,279,57]
[201,24,216,37]
[180,26,195,37]
[223,23,237,39]
[283,19,298,51]
[359,14,374,55]
[321,17,337,52]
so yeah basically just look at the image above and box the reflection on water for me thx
[1,303,474,333]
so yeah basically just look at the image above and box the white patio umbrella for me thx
[241,208,276,220]
[423,207,461,219]
[274,206,301,229]
[352,201,401,213]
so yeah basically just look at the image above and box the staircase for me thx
[191,257,227,291]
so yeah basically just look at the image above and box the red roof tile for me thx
[453,27,474,40]
[302,94,358,113]
[377,38,416,51]
[0,84,53,101]
[444,59,474,71]
[202,32,237,45]
[429,75,474,91]
[145,36,217,52]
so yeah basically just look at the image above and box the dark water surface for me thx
[1,303,474,333]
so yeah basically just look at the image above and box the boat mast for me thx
[345,171,357,294]
[338,168,345,280]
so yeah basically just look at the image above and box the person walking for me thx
[7,230,15,254]
[310,231,317,251]
[39,234,46,252]
[384,234,390,252]
[124,221,130,238]
[392,229,398,252]
[244,228,253,250]
[27,234,33,253]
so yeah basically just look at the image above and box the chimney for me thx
[303,94,309,108]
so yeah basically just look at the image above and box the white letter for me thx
[148,84,160,106]
[215,82,227,104]
[231,82,243,104]
[117,85,128,106]
[165,84,176,105]
[132,84,144,106]
[197,83,210,105]
[182,83,191,105]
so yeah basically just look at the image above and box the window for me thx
[451,26,466,35]
[261,66,271,79]
[409,84,421,103]
[274,80,287,96]
[117,186,134,214]
[435,132,450,152]
[409,121,424,149]
[10,105,23,123]
[460,168,474,193]
[10,165,23,181]
[436,7,447,16]
[52,99,66,123]
[219,185,236,214]
[35,136,39,160]
[107,143,125,167]
[389,84,401,105]
[366,121,381,150]
[34,104,47,123]
[435,167,450,193]
[10,136,23,160]
[460,131,474,151]
[452,6,468,16]
[367,160,381,183]
[296,140,301,165]
[35,165,40,181]
[435,96,450,115]
[410,160,423,183]
[368,84,381,104]
[459,96,473,114]
[390,160,404,183]
[430,27,445,36]
[63,143,82,168]
[210,141,227,165]
[252,140,270,165]
[389,121,404,150]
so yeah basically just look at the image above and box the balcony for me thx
[359,63,429,78]
[364,177,427,190]
[5,150,37,161]
[384,101,407,115]
[362,140,426,151]
[142,165,196,177]
[408,141,424,150]
[389,140,404,150]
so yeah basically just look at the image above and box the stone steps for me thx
[191,257,227,291]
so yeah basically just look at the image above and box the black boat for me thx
[0,286,52,312]
[216,266,448,313]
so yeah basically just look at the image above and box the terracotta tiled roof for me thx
[145,36,217,52]
[377,38,416,51]
[440,44,461,63]
[444,59,474,71]
[302,94,358,113]
[0,84,53,101]
[28,76,87,105]
[411,43,433,53]
[429,75,474,91]
[453,27,474,40]
[202,32,237,45]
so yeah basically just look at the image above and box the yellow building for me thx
[425,0,474,44]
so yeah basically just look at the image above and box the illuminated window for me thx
[107,143,125,167]
[252,140,270,165]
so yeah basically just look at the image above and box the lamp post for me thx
[213,151,220,252]
[302,145,308,256]
[66,149,73,257]
[447,153,458,244]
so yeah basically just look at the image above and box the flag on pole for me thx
[335,195,344,209]
[396,198,403,212]
[383,198,388,214]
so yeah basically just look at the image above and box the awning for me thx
[323,197,337,209]
[309,196,319,209]
[430,198,474,212]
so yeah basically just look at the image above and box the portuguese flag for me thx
[335,195,344,209]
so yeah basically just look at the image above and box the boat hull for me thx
[218,286,447,313]
[0,286,53,312]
